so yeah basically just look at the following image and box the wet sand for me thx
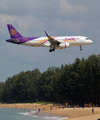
[33,112,68,120]
[0,103,100,120]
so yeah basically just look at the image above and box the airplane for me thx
[6,24,93,52]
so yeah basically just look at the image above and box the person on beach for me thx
[92,107,94,114]
[50,106,52,110]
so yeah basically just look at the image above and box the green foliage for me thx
[0,82,4,102]
[1,54,100,105]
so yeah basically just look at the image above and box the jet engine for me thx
[56,42,70,49]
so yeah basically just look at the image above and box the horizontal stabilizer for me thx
[10,39,19,43]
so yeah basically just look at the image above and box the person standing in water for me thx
[35,109,40,116]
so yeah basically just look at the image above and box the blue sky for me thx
[0,0,100,82]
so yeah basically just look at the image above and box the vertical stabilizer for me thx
[7,24,23,39]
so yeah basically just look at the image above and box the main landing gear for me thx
[49,48,55,52]
[80,46,82,51]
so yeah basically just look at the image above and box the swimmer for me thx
[35,109,40,116]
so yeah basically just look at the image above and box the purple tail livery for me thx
[7,24,23,39]
[6,24,93,52]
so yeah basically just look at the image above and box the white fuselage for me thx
[22,36,92,49]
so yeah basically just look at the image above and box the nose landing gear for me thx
[80,46,82,51]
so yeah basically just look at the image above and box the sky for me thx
[0,0,100,82]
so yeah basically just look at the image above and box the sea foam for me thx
[19,111,69,120]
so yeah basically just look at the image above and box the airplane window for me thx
[86,38,89,40]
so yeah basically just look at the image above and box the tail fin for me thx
[7,24,23,39]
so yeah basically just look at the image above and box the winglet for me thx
[44,31,49,37]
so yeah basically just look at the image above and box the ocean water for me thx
[0,108,68,120]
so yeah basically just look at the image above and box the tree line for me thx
[0,54,100,106]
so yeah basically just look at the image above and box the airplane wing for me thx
[44,31,70,52]
[44,31,60,46]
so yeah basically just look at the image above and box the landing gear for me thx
[49,48,55,52]
[80,46,82,51]
[52,48,55,51]
[49,49,52,52]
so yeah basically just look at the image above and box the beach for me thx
[0,103,100,120]
[47,107,100,120]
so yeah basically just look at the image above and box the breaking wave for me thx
[19,110,69,120]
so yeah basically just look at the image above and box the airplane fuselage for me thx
[7,36,92,47]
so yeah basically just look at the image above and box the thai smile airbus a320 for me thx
[6,24,93,52]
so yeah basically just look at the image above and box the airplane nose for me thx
[90,40,93,44]
[88,40,93,44]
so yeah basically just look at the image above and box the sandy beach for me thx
[0,103,100,120]
[47,107,100,120]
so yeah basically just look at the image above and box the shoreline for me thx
[1,103,100,120]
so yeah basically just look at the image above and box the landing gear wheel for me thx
[49,49,52,52]
[80,46,82,51]
[52,48,55,51]
[49,48,55,52]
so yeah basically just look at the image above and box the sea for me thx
[0,108,69,120]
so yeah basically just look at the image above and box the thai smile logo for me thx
[10,29,18,36]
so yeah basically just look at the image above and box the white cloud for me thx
[17,14,45,30]
[54,19,86,34]
[0,14,45,36]
[0,0,88,36]
[59,0,88,15]
[0,0,88,17]
[0,0,58,16]
[0,14,17,24]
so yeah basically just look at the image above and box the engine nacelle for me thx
[55,42,69,49]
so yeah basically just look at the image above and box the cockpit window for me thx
[86,38,89,40]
